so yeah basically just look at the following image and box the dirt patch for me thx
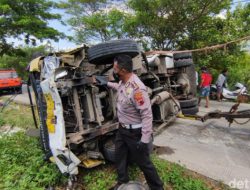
[0,125,24,136]
[153,145,175,155]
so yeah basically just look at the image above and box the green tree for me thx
[126,0,231,50]
[183,3,250,87]
[228,53,250,88]
[78,9,127,42]
[0,46,47,80]
[60,0,128,43]
[0,0,64,56]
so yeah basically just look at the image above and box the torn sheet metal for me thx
[42,56,60,79]
[41,74,80,175]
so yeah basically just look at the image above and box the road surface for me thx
[155,100,250,190]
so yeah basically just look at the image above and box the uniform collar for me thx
[124,73,134,87]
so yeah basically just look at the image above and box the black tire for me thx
[13,87,22,94]
[102,138,116,163]
[88,39,140,65]
[174,58,193,68]
[186,64,197,96]
[174,52,192,60]
[18,86,22,94]
[181,106,199,115]
[178,97,198,108]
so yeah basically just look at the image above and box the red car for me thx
[0,69,22,94]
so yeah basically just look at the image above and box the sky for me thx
[47,8,76,51]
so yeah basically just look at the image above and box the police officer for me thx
[97,54,164,190]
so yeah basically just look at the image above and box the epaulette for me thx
[131,81,139,90]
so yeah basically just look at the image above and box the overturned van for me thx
[27,39,198,176]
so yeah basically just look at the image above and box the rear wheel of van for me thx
[173,52,192,60]
[17,86,22,94]
[178,97,198,108]
[181,106,199,115]
[88,39,140,65]
[102,137,116,163]
[174,58,193,68]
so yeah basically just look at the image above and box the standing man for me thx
[198,66,212,108]
[216,69,228,102]
[97,54,164,190]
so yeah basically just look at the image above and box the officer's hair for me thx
[114,54,133,72]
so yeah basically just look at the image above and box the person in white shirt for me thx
[216,69,228,101]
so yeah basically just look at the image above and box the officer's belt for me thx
[120,123,142,129]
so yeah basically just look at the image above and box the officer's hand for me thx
[95,76,108,85]
[136,141,148,152]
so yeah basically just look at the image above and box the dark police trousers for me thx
[115,126,164,190]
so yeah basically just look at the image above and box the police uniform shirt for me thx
[108,73,153,143]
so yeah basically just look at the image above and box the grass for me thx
[0,131,232,190]
[0,100,232,190]
[0,97,34,129]
[0,133,67,190]
[0,140,213,190]
[80,159,211,190]
[73,155,232,190]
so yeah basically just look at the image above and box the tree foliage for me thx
[1,0,249,87]
[187,3,250,87]
[60,0,128,43]
[128,0,235,50]
[0,0,64,56]
[0,46,47,80]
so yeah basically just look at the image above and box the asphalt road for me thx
[4,84,34,105]
[22,84,28,93]
[2,91,250,189]
[155,100,250,190]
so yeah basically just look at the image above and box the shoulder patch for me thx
[134,91,144,106]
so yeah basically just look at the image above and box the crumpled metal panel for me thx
[41,73,81,175]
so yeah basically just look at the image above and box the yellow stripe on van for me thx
[44,93,56,133]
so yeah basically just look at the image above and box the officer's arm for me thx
[132,89,153,143]
[107,82,119,91]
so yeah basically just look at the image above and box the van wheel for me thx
[18,87,22,94]
[102,137,116,163]
[181,106,199,115]
[88,39,140,65]
[178,98,198,108]
[173,52,192,60]
[174,58,193,68]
